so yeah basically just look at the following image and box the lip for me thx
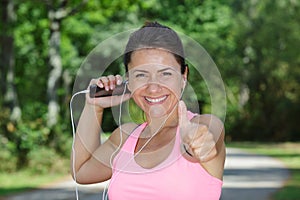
[144,95,168,104]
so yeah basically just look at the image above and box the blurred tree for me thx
[230,0,300,141]
[44,0,88,128]
[0,0,21,122]
[129,0,235,117]
[0,0,299,172]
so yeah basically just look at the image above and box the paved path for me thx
[2,148,290,200]
[221,148,290,200]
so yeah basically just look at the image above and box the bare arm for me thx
[70,104,109,183]
[179,101,225,180]
[192,114,225,180]
[70,75,131,184]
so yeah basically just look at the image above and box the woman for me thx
[71,21,225,199]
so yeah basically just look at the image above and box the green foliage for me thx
[0,0,299,175]
[0,144,17,172]
[128,99,146,124]
[228,0,300,141]
[0,166,68,196]
[0,115,71,172]
[27,147,69,174]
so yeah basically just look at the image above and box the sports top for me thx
[108,111,223,200]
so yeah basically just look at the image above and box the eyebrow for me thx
[132,69,149,74]
[157,67,177,73]
[131,67,178,74]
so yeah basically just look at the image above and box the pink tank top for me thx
[108,111,222,200]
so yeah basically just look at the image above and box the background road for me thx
[2,148,290,200]
[221,148,290,200]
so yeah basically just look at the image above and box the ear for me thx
[181,64,189,89]
[181,78,186,89]
[125,79,132,92]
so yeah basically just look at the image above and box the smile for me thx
[145,95,168,103]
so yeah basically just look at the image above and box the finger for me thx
[115,75,123,85]
[89,78,99,88]
[107,75,117,90]
[193,141,217,162]
[178,101,194,144]
[98,77,109,91]
[192,131,217,161]
[188,128,211,149]
[182,124,210,148]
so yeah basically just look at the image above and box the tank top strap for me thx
[187,110,197,120]
[121,122,147,152]
[122,111,196,152]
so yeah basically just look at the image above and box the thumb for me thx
[178,100,189,128]
[178,101,197,145]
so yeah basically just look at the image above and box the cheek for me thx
[172,90,183,101]
[131,90,144,106]
[165,83,183,98]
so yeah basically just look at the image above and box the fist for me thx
[178,101,218,162]
[86,75,131,108]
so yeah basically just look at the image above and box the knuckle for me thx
[193,142,218,161]
[107,75,115,80]
[194,148,203,159]
[189,140,197,149]
[90,78,97,84]
[201,124,209,132]
[206,132,214,141]
[115,74,122,79]
[100,77,108,83]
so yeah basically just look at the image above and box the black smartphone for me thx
[89,82,130,98]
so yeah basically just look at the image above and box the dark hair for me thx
[123,21,186,74]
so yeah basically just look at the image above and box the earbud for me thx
[182,79,187,89]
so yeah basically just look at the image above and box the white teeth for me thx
[145,96,167,103]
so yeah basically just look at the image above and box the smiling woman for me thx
[127,49,186,119]
[71,21,225,200]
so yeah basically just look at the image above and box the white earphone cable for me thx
[70,89,89,200]
[104,85,186,199]
[102,82,128,200]
[70,79,186,200]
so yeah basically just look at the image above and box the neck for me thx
[144,107,179,137]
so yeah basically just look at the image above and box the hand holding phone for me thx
[89,81,130,98]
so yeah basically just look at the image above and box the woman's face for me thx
[127,49,186,119]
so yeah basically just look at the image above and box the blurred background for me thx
[0,0,299,198]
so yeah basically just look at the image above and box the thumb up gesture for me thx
[178,101,223,162]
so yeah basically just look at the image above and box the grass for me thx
[0,134,110,197]
[228,142,300,200]
[0,170,68,196]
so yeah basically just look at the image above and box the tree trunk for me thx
[46,0,88,128]
[47,8,62,128]
[0,0,21,122]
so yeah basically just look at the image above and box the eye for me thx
[162,71,172,76]
[135,73,146,78]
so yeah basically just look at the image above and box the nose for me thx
[146,82,162,93]
[146,75,162,93]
